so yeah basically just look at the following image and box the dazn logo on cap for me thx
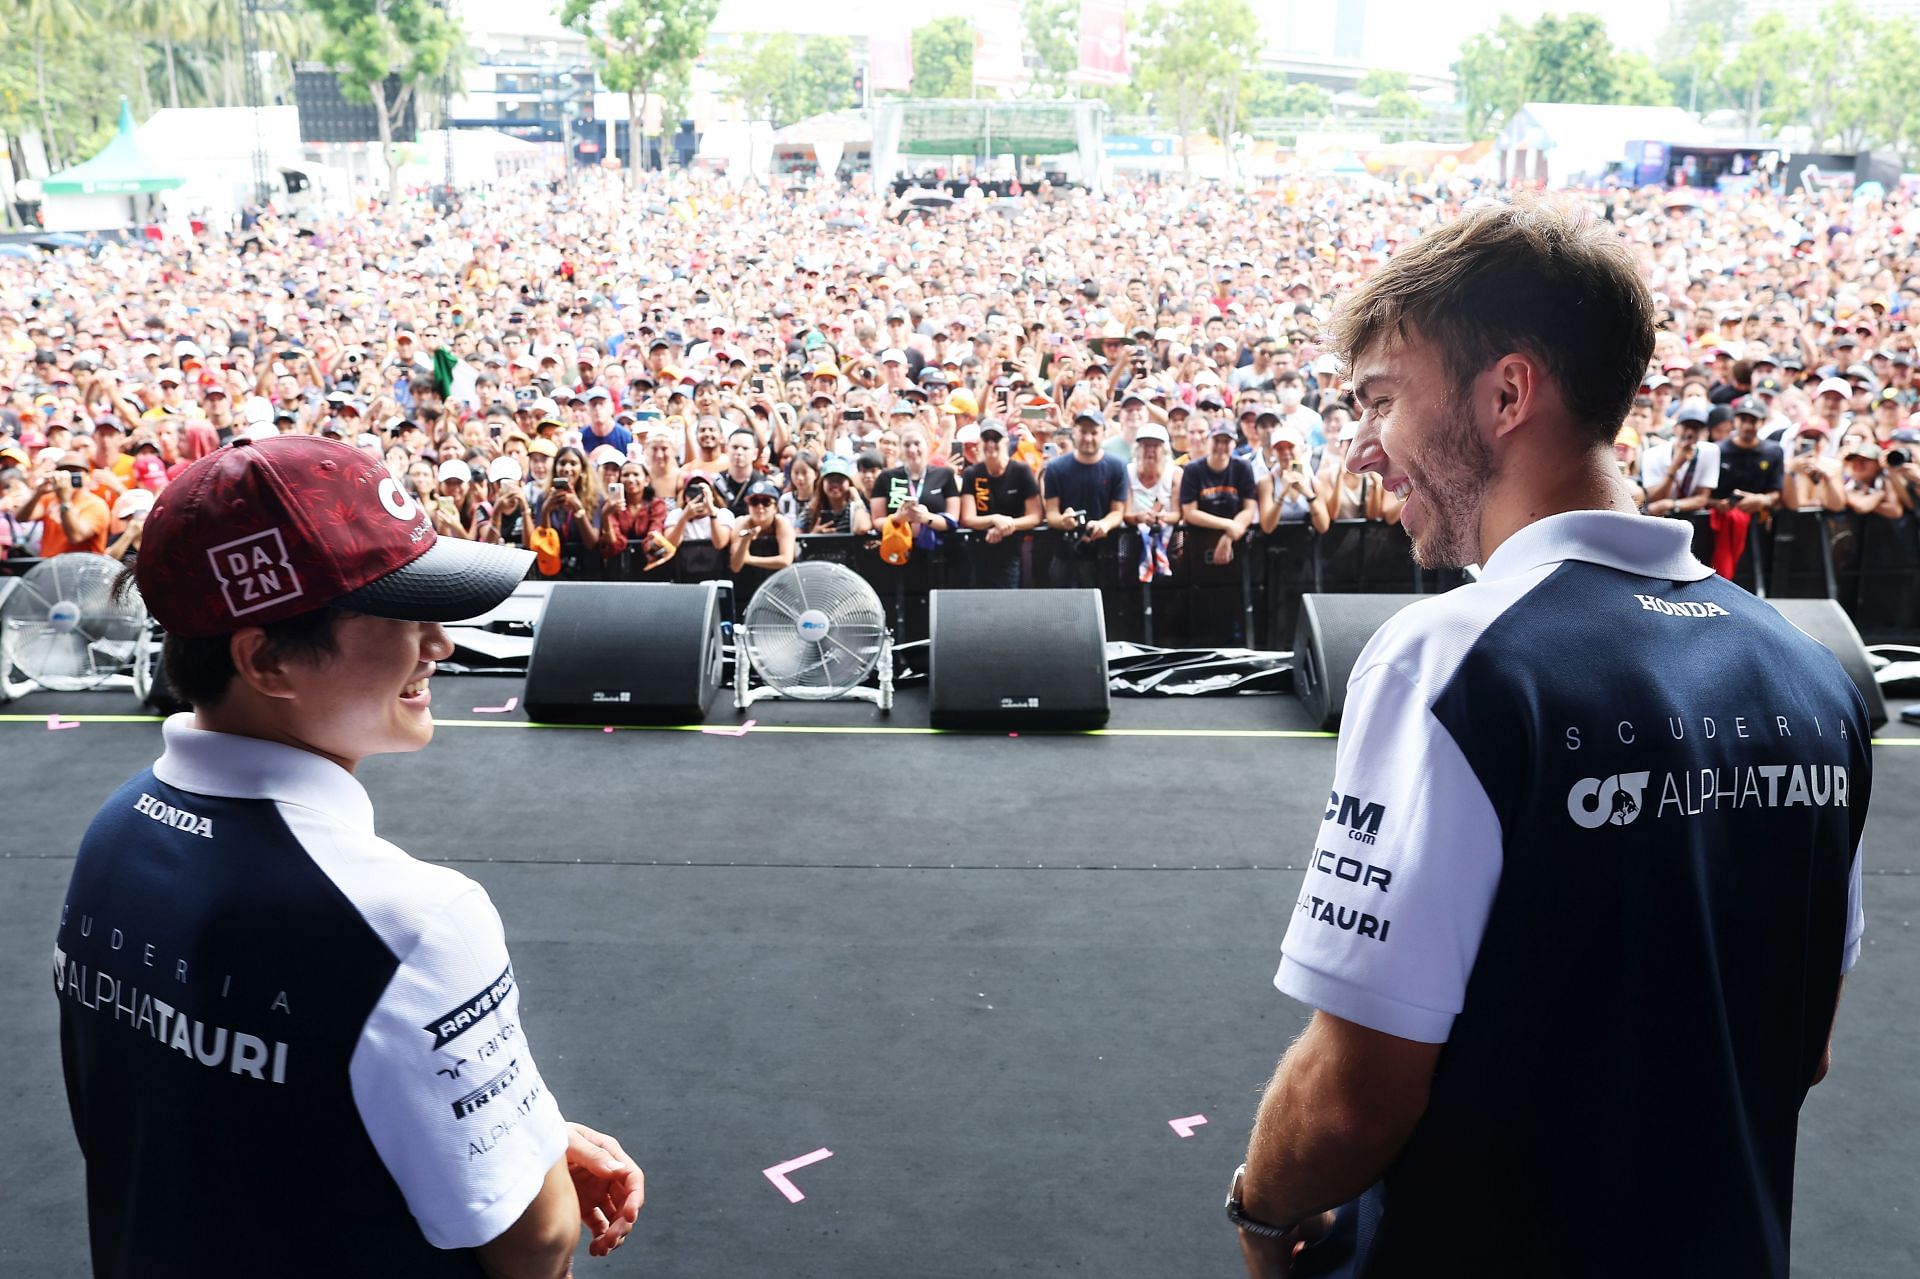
[208,528,305,618]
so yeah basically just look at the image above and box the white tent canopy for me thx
[1497,104,1711,188]
[771,110,871,147]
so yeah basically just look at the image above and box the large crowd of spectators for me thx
[3,170,1918,619]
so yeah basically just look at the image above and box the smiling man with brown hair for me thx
[1230,201,1872,1279]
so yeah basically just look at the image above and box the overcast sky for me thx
[462,0,1676,81]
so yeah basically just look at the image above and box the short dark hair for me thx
[113,568,345,708]
[1328,199,1656,447]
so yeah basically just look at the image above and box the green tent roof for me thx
[42,98,185,196]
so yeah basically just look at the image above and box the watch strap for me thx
[1226,1163,1300,1240]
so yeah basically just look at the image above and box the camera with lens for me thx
[1888,448,1911,468]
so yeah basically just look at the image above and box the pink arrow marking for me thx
[46,714,78,731]
[1168,1114,1208,1139]
[762,1147,833,1203]
[702,718,757,737]
[472,695,519,714]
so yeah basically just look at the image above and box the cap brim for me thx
[334,537,534,624]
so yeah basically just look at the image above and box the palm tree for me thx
[130,0,197,109]
[12,0,99,169]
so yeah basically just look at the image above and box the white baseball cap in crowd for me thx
[1134,423,1170,445]
[486,456,523,483]
[437,458,472,483]
[954,423,981,444]
[879,348,907,365]
[242,395,275,427]
[1815,377,1854,399]
[113,488,157,520]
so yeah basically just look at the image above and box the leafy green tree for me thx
[1611,51,1671,107]
[1861,15,1920,157]
[1022,0,1077,98]
[1247,73,1331,121]
[1722,12,1803,136]
[711,33,797,128]
[12,0,98,169]
[794,36,856,120]
[1801,0,1875,150]
[910,15,975,99]
[560,0,719,190]
[302,0,459,198]
[1373,89,1426,143]
[1454,12,1686,140]
[1140,0,1260,178]
[1453,15,1530,138]
[1356,69,1410,98]
[713,33,855,151]
[1525,14,1621,104]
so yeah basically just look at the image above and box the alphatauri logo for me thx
[1567,772,1653,828]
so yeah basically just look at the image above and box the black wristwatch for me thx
[1225,1164,1299,1240]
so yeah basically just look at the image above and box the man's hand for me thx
[564,1122,644,1258]
[1647,498,1674,516]
[1212,532,1236,565]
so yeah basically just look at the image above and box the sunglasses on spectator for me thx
[747,497,775,508]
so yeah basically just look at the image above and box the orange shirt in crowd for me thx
[30,489,112,556]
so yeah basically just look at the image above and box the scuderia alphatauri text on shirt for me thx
[1274,509,1870,1279]
[55,718,567,1278]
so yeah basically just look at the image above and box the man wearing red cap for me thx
[55,435,643,1277]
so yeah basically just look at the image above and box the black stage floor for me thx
[3,680,1917,1276]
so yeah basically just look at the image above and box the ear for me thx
[226,627,302,702]
[1485,352,1547,442]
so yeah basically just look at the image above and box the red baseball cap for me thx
[136,435,532,638]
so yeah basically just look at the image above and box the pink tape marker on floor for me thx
[47,715,78,731]
[1168,1114,1207,1138]
[472,695,519,714]
[702,719,757,737]
[763,1147,833,1203]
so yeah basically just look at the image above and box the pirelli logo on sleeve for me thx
[450,1058,522,1119]
[424,964,515,1050]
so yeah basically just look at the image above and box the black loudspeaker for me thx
[928,589,1109,730]
[1768,599,1888,730]
[524,582,724,724]
[1292,594,1422,731]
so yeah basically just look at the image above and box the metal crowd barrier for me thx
[8,509,1915,645]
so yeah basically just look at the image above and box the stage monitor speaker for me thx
[928,589,1109,730]
[1767,599,1887,730]
[524,582,724,724]
[1292,594,1423,731]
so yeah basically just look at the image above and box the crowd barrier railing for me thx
[7,509,1915,645]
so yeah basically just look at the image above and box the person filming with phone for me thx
[15,448,110,557]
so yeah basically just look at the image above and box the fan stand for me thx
[733,634,895,713]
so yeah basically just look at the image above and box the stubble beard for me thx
[1406,396,1497,571]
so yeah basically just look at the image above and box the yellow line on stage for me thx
[2,712,1913,747]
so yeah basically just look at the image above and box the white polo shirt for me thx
[1272,509,1870,1275]
[56,716,567,1276]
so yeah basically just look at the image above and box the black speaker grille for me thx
[928,590,1109,729]
[523,583,721,724]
